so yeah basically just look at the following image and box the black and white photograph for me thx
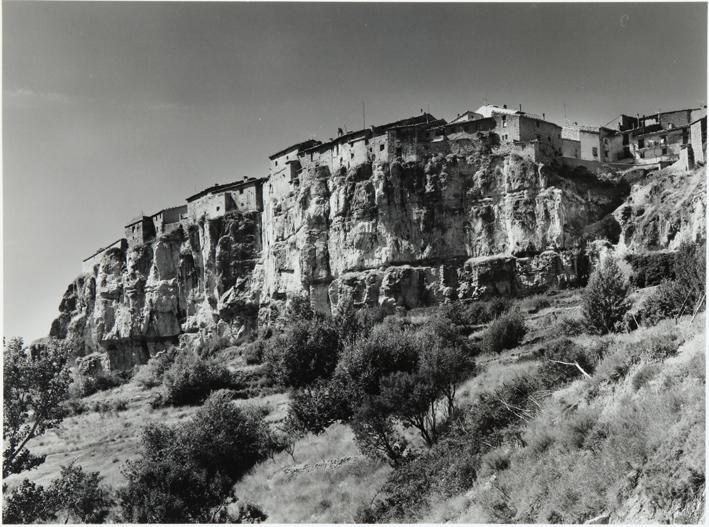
[3,1,707,523]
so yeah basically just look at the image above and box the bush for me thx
[636,241,705,325]
[625,252,676,288]
[482,310,527,354]
[3,464,112,524]
[2,479,56,524]
[133,348,177,389]
[538,338,596,388]
[264,316,340,389]
[632,364,660,391]
[242,339,267,365]
[582,257,631,334]
[442,298,512,332]
[119,390,276,523]
[47,463,113,523]
[162,351,239,406]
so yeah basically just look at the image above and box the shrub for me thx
[2,464,112,524]
[632,364,660,391]
[71,372,123,398]
[162,351,239,406]
[482,310,527,354]
[242,339,267,365]
[636,241,705,325]
[625,252,676,288]
[133,348,177,389]
[2,479,56,524]
[119,390,276,523]
[582,257,631,334]
[538,338,596,388]
[111,399,128,412]
[47,463,113,523]
[264,316,340,389]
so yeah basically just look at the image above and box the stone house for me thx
[474,104,562,157]
[151,205,188,236]
[268,139,321,201]
[562,125,625,162]
[82,238,127,273]
[186,177,265,221]
[625,108,703,164]
[690,115,707,165]
[125,215,156,247]
[298,114,444,173]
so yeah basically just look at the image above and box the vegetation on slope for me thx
[3,241,705,524]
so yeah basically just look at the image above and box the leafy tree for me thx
[47,463,113,523]
[2,479,56,524]
[582,257,631,334]
[265,317,340,389]
[3,463,112,524]
[119,390,275,523]
[3,338,71,477]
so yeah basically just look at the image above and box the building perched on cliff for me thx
[82,239,127,273]
[186,177,265,221]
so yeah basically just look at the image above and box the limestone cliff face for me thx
[259,138,624,318]
[614,165,706,252]
[51,212,263,369]
[52,136,631,370]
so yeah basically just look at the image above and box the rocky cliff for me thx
[51,133,703,371]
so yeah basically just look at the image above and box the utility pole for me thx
[362,101,365,129]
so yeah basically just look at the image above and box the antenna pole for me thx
[362,101,365,129]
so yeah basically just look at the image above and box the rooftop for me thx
[186,177,266,203]
[269,139,322,160]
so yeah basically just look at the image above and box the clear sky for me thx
[4,2,707,342]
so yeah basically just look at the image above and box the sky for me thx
[3,1,707,342]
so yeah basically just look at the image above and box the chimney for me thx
[542,113,545,120]
[519,103,522,111]
[503,104,507,109]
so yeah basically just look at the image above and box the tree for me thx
[2,479,56,524]
[582,257,631,334]
[3,338,71,477]
[265,317,340,389]
[3,463,112,524]
[47,463,113,523]
[119,390,276,523]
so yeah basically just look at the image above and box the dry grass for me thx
[232,423,391,522]
[3,382,200,490]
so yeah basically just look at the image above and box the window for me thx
[395,147,402,157]
[638,138,645,149]
[662,147,668,155]
[275,160,278,166]
[592,147,598,157]
[216,206,220,211]
[351,152,354,159]
[379,144,385,152]
[239,189,244,194]
[660,135,667,145]
[502,116,507,128]
[536,121,540,128]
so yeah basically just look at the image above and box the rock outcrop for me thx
[614,165,706,252]
[52,133,640,371]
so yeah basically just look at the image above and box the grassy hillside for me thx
[5,277,704,523]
